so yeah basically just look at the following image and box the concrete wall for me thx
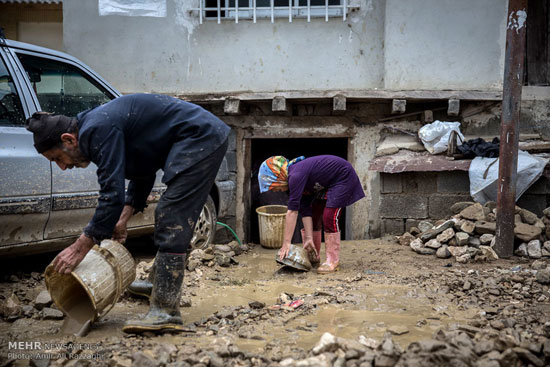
[63,0,508,94]
[384,0,507,90]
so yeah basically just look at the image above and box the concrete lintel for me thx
[333,94,346,114]
[272,96,288,112]
[224,98,242,115]
[448,99,460,116]
[392,99,406,114]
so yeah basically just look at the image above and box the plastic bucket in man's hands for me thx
[256,205,287,249]
[44,240,136,323]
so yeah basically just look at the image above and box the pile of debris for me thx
[395,202,550,263]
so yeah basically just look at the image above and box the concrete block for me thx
[381,218,405,235]
[381,173,402,194]
[380,195,428,219]
[437,171,470,193]
[402,172,438,194]
[429,194,473,219]
[333,94,346,114]
[422,110,434,123]
[272,96,288,112]
[392,99,406,114]
[224,98,242,115]
[448,99,460,116]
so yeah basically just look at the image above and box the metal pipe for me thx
[495,0,528,258]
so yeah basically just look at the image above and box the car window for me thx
[0,57,25,126]
[16,53,113,117]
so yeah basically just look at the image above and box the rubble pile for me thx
[395,202,550,263]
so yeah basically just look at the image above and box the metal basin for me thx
[275,244,312,271]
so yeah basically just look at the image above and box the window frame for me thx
[0,47,34,126]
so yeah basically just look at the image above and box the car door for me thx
[0,47,51,247]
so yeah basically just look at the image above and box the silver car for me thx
[0,38,234,257]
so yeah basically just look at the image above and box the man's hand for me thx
[53,234,95,274]
[278,242,291,261]
[112,221,128,244]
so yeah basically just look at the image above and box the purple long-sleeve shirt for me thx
[287,155,365,216]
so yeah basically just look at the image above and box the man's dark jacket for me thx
[76,94,230,241]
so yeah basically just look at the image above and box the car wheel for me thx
[190,195,217,250]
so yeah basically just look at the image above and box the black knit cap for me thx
[25,112,76,153]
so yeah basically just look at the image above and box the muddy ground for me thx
[0,237,549,366]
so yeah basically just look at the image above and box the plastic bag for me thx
[418,121,464,154]
[469,150,549,204]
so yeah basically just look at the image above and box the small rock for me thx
[475,221,496,235]
[416,247,436,255]
[131,351,159,367]
[180,296,192,307]
[3,293,21,319]
[417,221,434,233]
[460,203,487,221]
[189,249,206,260]
[456,253,472,263]
[425,239,441,249]
[514,243,528,258]
[480,234,494,246]
[536,269,550,284]
[532,260,547,270]
[451,202,475,214]
[388,325,409,335]
[515,223,542,242]
[187,258,202,271]
[34,290,52,311]
[448,246,468,258]
[436,245,451,259]
[409,238,424,252]
[468,237,481,248]
[460,221,476,234]
[519,208,539,225]
[475,246,499,262]
[543,207,550,218]
[215,254,231,267]
[455,232,469,246]
[515,213,523,224]
[543,241,550,257]
[249,301,265,309]
[436,228,455,243]
[396,233,416,246]
[213,244,232,253]
[420,220,455,241]
[41,307,64,320]
[528,240,542,259]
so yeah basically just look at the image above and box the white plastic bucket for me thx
[256,205,287,249]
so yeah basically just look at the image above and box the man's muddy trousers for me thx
[154,139,228,254]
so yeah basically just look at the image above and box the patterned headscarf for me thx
[258,156,305,193]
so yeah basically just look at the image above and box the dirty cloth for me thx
[258,156,305,193]
[76,94,230,241]
[154,139,227,253]
[457,137,500,159]
[287,155,365,217]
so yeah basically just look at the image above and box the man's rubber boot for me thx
[317,232,340,274]
[122,252,185,334]
[127,257,156,299]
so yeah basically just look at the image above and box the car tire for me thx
[190,195,217,250]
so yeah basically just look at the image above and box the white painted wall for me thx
[384,0,507,90]
[63,0,384,94]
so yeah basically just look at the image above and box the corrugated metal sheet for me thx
[0,0,62,3]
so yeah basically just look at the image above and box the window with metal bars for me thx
[195,0,359,23]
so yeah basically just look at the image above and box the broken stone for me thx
[131,351,158,367]
[480,234,494,246]
[358,335,379,349]
[455,232,469,246]
[248,301,265,309]
[396,232,415,246]
[543,241,550,257]
[187,258,202,271]
[34,290,52,311]
[213,244,232,253]
[515,223,542,242]
[417,221,434,233]
[475,221,496,235]
[425,239,441,249]
[468,237,481,248]
[312,332,367,356]
[180,296,192,307]
[451,202,475,214]
[448,246,468,258]
[536,269,550,284]
[41,307,64,320]
[486,213,496,222]
[515,214,523,224]
[460,221,475,234]
[475,246,499,262]
[436,245,452,259]
[215,254,231,267]
[456,253,472,263]
[514,243,528,257]
[460,203,487,221]
[531,260,547,270]
[420,220,455,241]
[416,247,436,255]
[527,240,542,259]
[409,238,424,252]
[436,228,455,243]
[519,208,539,225]
[388,325,409,335]
[2,293,21,319]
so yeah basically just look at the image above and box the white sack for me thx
[469,150,549,204]
[418,120,464,154]
[99,0,167,17]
